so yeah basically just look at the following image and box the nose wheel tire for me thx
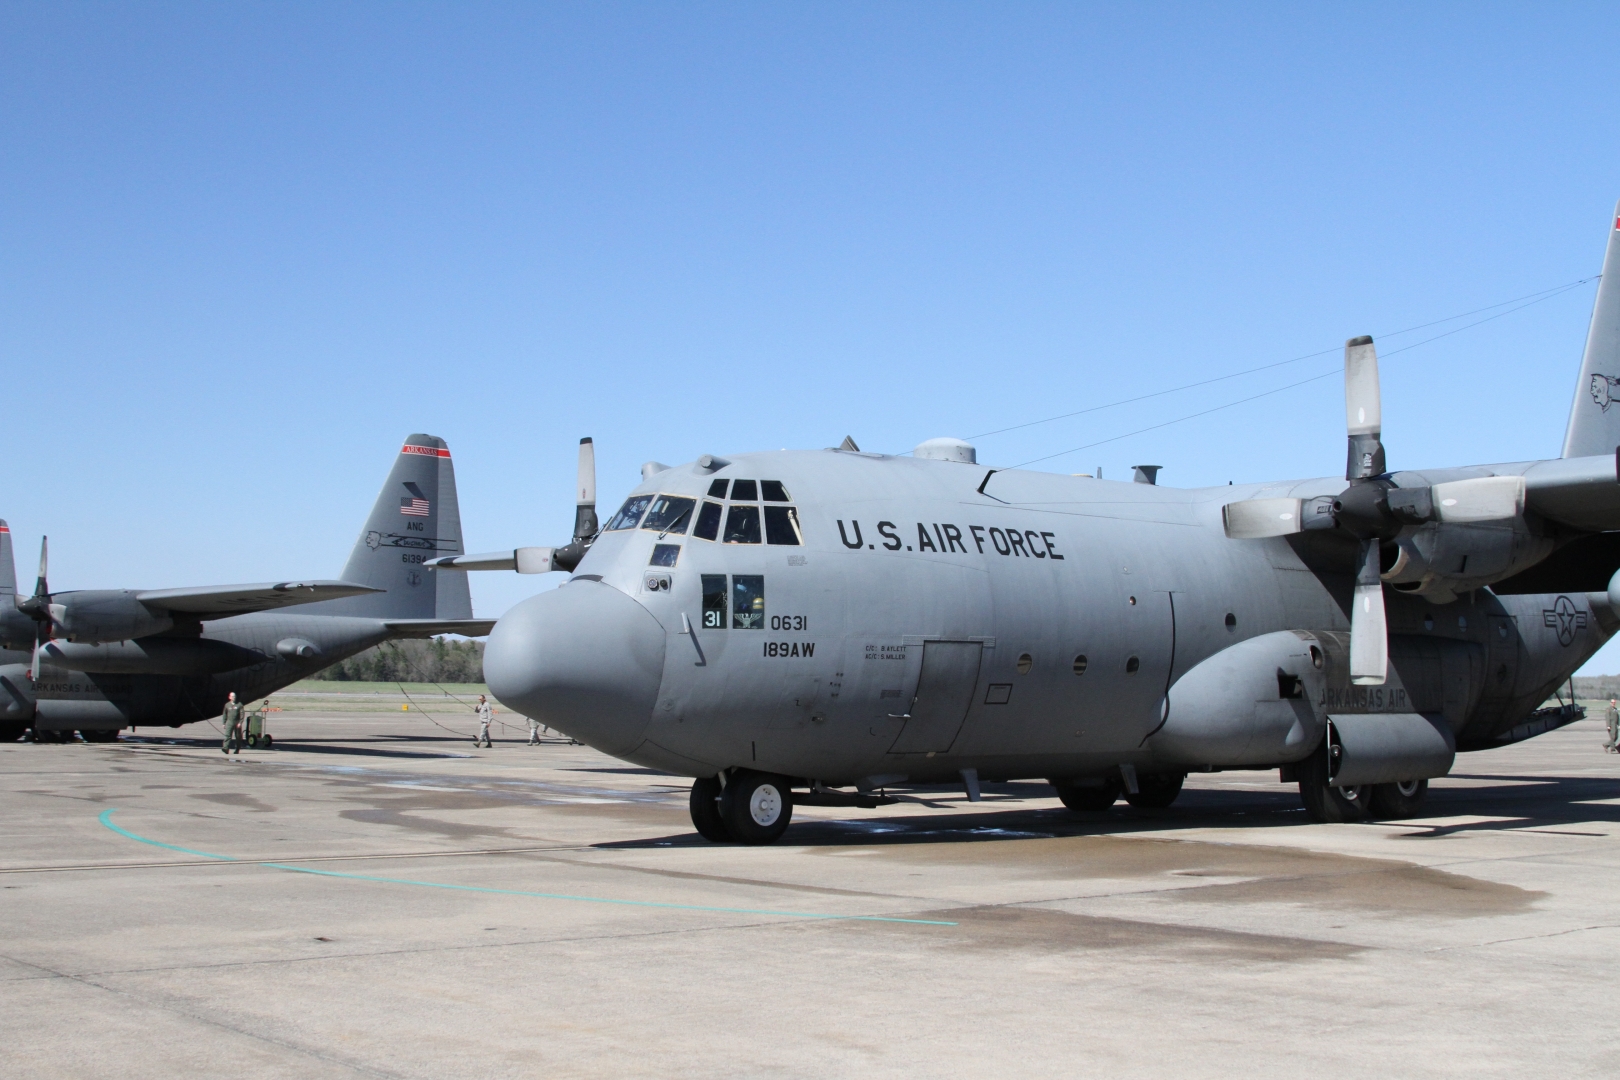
[1297,748,1369,823]
[1124,771,1185,808]
[1368,778,1428,819]
[719,770,794,845]
[1050,776,1121,812]
[689,776,732,842]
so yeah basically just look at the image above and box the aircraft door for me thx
[889,641,984,754]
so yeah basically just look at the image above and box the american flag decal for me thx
[400,498,430,517]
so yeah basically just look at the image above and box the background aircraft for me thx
[0,434,492,742]
[461,201,1620,843]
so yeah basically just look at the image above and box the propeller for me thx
[424,437,599,575]
[1221,336,1526,685]
[15,537,51,681]
[550,437,599,573]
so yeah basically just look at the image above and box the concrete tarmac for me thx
[4,713,1620,1078]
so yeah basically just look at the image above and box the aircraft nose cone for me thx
[484,580,667,756]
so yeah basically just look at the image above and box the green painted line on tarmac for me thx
[98,808,236,860]
[98,809,956,926]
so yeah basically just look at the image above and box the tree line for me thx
[309,637,485,684]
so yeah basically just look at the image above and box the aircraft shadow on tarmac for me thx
[598,773,1620,849]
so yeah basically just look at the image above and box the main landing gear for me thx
[688,770,794,845]
[1296,751,1429,823]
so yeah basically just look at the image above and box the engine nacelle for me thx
[1382,521,1554,604]
[50,590,174,644]
[1151,630,1328,767]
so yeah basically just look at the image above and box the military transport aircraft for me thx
[0,435,493,742]
[444,202,1620,844]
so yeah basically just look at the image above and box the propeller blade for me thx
[1344,336,1385,481]
[1349,538,1388,685]
[33,536,48,601]
[573,437,598,543]
[1222,498,1304,539]
[1431,475,1526,523]
[28,634,39,683]
[515,547,556,574]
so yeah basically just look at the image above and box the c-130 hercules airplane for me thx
[445,202,1620,845]
[0,435,492,741]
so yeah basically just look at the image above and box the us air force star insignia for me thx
[1542,595,1588,647]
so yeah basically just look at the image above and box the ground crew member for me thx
[1605,698,1619,753]
[475,694,493,748]
[528,714,542,746]
[221,692,245,755]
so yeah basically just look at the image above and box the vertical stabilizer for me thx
[1562,200,1620,458]
[304,435,474,620]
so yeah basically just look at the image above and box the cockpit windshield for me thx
[641,495,695,535]
[604,495,653,531]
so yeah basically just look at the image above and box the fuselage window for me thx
[650,544,680,567]
[732,574,765,629]
[731,479,759,502]
[761,480,791,502]
[701,574,728,628]
[723,505,762,544]
[693,501,722,541]
[764,505,802,545]
[641,495,695,535]
[708,478,730,499]
[605,495,653,531]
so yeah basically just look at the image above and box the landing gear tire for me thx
[0,721,27,742]
[689,776,732,842]
[1124,771,1185,809]
[80,729,120,743]
[719,770,793,845]
[1297,748,1368,823]
[1368,778,1428,819]
[1050,776,1122,812]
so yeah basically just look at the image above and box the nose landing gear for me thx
[689,770,795,844]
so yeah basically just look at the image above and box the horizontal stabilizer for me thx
[380,618,497,638]
[1523,453,1620,531]
[135,580,381,616]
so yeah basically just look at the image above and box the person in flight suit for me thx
[221,692,245,755]
[1605,698,1619,753]
[475,694,494,748]
[528,714,542,746]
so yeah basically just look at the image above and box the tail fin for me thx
[1562,199,1620,458]
[304,435,474,620]
[0,521,14,602]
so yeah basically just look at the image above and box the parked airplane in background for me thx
[0,435,493,742]
[449,201,1620,844]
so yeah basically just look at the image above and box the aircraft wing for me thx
[1522,454,1620,532]
[134,580,382,616]
[381,618,498,638]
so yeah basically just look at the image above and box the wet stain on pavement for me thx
[823,903,1363,961]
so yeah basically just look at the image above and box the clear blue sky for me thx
[7,3,1620,669]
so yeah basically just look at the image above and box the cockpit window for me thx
[693,501,722,541]
[730,479,758,502]
[604,495,653,531]
[732,575,765,629]
[641,495,695,535]
[707,479,729,499]
[723,505,762,544]
[764,505,802,545]
[761,480,790,502]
